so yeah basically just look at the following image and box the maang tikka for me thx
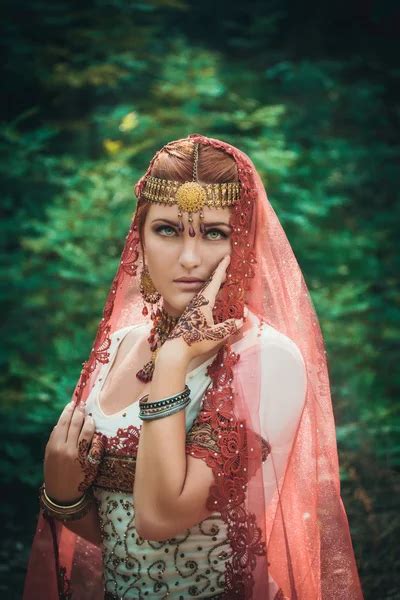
[140,141,241,238]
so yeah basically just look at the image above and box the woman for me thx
[24,134,364,599]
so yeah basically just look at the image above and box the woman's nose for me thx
[178,240,202,270]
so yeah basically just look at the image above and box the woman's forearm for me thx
[133,350,191,531]
[62,501,102,546]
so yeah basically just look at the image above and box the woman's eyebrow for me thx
[152,218,232,229]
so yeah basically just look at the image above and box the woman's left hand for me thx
[161,255,244,362]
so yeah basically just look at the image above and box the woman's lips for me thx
[174,280,205,290]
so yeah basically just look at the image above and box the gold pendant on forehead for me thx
[175,181,207,213]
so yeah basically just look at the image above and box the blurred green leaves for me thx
[1,0,399,597]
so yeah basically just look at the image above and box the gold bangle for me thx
[42,486,86,509]
[39,484,94,522]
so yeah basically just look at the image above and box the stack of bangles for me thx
[39,484,94,522]
[138,384,191,421]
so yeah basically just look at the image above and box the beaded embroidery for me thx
[95,489,229,598]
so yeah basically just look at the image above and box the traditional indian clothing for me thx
[24,133,364,599]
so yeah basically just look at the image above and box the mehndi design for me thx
[77,433,106,493]
[167,283,238,347]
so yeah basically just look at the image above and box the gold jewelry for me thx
[139,264,161,307]
[39,484,94,522]
[87,452,101,466]
[142,177,240,208]
[136,306,180,383]
[140,142,241,237]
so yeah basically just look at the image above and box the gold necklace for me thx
[136,307,180,383]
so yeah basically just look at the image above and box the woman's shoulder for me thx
[241,309,306,372]
[234,310,307,445]
[109,320,151,344]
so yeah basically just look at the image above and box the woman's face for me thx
[142,203,232,316]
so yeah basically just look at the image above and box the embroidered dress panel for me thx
[85,311,305,599]
[86,319,231,598]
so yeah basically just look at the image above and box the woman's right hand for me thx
[44,401,105,503]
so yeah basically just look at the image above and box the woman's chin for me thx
[163,294,196,315]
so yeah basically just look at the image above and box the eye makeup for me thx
[152,221,230,240]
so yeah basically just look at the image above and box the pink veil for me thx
[23,133,364,599]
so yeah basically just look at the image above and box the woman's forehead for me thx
[146,203,232,223]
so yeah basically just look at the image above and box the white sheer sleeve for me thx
[259,326,307,505]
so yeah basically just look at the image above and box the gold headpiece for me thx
[141,143,240,236]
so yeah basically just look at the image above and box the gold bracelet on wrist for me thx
[39,484,94,522]
[43,487,86,508]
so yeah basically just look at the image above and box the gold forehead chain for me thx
[141,143,241,236]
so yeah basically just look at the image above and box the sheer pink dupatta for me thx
[183,135,363,598]
[23,133,363,599]
[229,155,363,598]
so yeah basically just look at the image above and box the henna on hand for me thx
[167,289,238,347]
[77,433,106,493]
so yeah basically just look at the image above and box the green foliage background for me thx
[1,1,399,597]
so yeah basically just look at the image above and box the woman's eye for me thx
[156,225,177,236]
[205,229,227,240]
[155,225,227,240]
